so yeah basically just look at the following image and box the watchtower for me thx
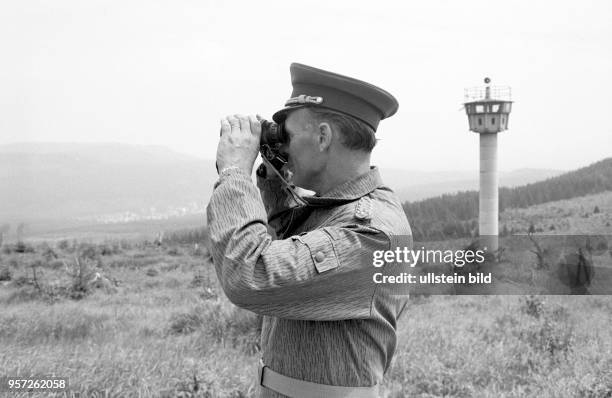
[464,78,513,252]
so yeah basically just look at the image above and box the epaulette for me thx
[354,197,373,221]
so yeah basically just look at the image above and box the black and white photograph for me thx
[1,1,611,397]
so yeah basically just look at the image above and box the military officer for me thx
[207,63,412,398]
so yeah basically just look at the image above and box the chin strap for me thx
[260,157,308,207]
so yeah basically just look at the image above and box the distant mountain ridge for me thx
[0,142,217,222]
[0,142,570,228]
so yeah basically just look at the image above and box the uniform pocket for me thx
[293,230,340,274]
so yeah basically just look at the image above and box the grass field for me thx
[1,240,611,397]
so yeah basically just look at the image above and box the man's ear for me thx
[317,122,333,151]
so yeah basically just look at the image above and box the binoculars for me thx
[216,118,288,175]
[259,119,288,171]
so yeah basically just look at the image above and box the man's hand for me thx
[216,114,261,175]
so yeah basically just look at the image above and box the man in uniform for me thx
[207,63,412,397]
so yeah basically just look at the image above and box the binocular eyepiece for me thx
[260,119,287,147]
[259,119,288,171]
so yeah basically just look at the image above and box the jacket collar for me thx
[302,166,384,206]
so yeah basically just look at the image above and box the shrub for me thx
[11,275,30,287]
[521,295,545,319]
[168,308,205,335]
[518,317,574,357]
[78,243,98,261]
[65,256,95,300]
[160,263,179,272]
[57,240,71,251]
[49,259,65,270]
[99,244,117,256]
[190,272,207,288]
[166,247,181,256]
[15,242,35,253]
[146,268,159,277]
[39,243,58,261]
[0,267,12,281]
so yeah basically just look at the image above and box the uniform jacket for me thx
[207,166,412,397]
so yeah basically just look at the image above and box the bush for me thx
[519,317,574,357]
[49,259,65,270]
[65,257,95,300]
[57,240,71,251]
[0,267,12,281]
[190,272,206,288]
[168,308,205,335]
[99,242,122,256]
[495,299,575,360]
[11,275,30,287]
[521,295,545,319]
[146,268,159,277]
[166,247,181,256]
[15,242,35,253]
[78,243,98,261]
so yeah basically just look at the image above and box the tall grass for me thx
[0,241,611,397]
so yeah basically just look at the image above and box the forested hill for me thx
[403,158,612,241]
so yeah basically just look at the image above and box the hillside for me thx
[403,158,612,240]
[501,190,612,235]
[387,168,563,202]
[0,143,218,222]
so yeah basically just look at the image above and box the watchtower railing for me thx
[464,86,512,102]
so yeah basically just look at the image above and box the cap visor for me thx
[272,105,308,124]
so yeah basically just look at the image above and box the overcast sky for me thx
[1,0,610,171]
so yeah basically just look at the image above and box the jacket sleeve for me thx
[206,169,398,321]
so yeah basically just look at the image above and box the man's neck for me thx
[315,157,371,196]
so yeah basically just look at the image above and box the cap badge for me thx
[285,95,324,106]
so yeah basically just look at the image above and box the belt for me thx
[258,361,379,398]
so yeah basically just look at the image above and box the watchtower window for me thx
[492,104,500,112]
[476,105,484,113]
[478,118,482,126]
[492,117,496,124]
[502,117,505,123]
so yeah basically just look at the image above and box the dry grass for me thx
[384,296,612,397]
[1,241,611,397]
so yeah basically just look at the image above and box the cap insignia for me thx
[285,95,324,106]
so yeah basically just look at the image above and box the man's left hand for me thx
[216,114,261,175]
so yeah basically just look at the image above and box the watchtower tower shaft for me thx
[463,78,513,252]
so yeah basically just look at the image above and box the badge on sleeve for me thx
[354,197,373,221]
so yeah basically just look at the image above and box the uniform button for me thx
[314,251,326,263]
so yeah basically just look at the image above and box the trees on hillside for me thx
[403,158,612,241]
